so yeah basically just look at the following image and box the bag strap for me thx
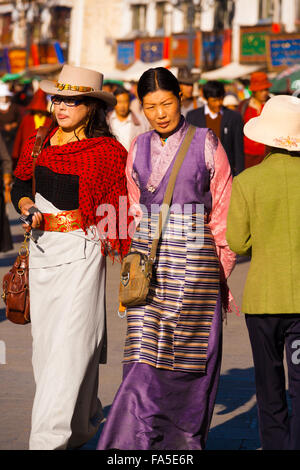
[31,126,49,196]
[149,124,196,262]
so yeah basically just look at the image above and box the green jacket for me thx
[226,151,300,314]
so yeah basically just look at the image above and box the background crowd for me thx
[0,67,292,254]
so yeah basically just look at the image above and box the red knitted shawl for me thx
[14,128,132,260]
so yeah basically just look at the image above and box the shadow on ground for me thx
[236,255,251,264]
[80,367,261,451]
[0,308,6,323]
[206,367,260,450]
[80,405,111,450]
[0,254,17,268]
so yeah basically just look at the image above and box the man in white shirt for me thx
[187,80,244,176]
[107,87,149,151]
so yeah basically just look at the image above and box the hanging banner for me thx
[201,32,224,70]
[222,29,232,66]
[116,41,135,69]
[170,33,201,68]
[39,43,60,65]
[8,48,28,73]
[240,26,272,64]
[0,48,10,72]
[267,34,300,71]
[138,37,165,63]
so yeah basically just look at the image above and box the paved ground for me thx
[0,203,261,450]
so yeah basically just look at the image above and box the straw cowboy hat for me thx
[40,64,116,107]
[244,95,300,151]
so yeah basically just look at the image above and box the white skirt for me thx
[28,194,106,450]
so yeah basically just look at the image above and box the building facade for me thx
[0,0,74,73]
[0,0,299,76]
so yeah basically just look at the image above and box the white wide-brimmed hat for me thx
[223,94,239,107]
[40,64,116,107]
[244,94,300,151]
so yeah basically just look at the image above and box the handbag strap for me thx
[31,126,49,196]
[149,124,196,262]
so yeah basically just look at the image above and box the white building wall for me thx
[172,5,184,33]
[69,0,124,73]
[281,0,298,33]
[146,1,156,36]
[200,0,215,32]
[234,0,259,26]
[68,0,84,66]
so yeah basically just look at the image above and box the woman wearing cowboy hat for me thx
[227,95,300,450]
[11,65,131,450]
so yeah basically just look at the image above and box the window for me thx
[0,13,12,45]
[50,7,71,47]
[156,2,166,33]
[132,4,146,32]
[258,0,274,22]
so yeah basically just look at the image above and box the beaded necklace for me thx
[53,125,86,146]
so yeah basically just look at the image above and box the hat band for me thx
[55,82,95,93]
[273,136,300,148]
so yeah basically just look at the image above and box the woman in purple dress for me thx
[97,67,236,450]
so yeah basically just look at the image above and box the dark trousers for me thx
[245,314,300,450]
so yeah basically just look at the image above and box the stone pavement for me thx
[0,203,260,450]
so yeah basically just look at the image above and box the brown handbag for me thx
[2,234,30,324]
[1,126,48,325]
[119,125,196,308]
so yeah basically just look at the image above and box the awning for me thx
[25,63,64,76]
[270,64,300,93]
[201,62,263,81]
[104,59,171,82]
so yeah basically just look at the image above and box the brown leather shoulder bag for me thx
[1,126,48,324]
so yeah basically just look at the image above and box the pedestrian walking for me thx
[226,95,300,450]
[97,67,236,451]
[0,131,13,252]
[11,64,131,450]
[12,89,52,169]
[239,72,272,169]
[186,80,244,176]
[0,82,21,156]
[129,79,151,130]
[107,86,148,151]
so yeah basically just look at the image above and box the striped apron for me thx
[123,212,220,373]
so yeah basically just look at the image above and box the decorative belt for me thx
[39,209,83,233]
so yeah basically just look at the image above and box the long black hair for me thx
[137,67,181,103]
[83,97,115,139]
[50,96,115,139]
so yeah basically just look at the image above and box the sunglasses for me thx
[51,96,85,107]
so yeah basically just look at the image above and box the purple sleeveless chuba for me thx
[97,124,222,450]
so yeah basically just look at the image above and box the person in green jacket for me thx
[226,94,300,450]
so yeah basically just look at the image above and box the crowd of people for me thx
[1,63,300,452]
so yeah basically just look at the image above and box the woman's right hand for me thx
[19,198,43,231]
